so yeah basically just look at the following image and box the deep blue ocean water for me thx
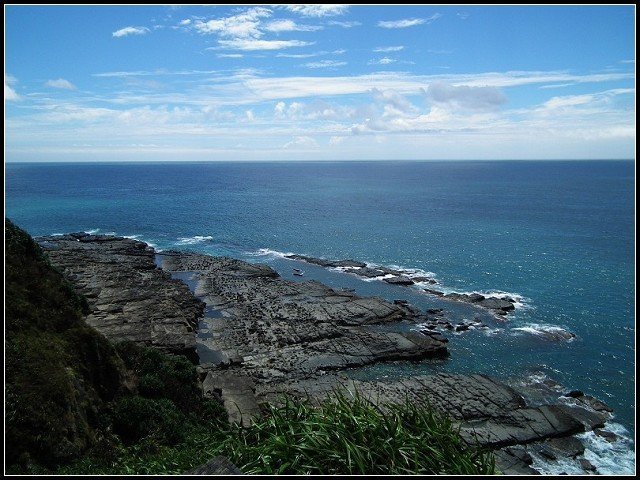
[5,160,635,472]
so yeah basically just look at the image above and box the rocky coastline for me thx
[284,253,518,316]
[37,234,616,475]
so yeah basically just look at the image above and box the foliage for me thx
[5,219,125,469]
[221,391,496,475]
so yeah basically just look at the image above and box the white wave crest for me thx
[247,248,295,258]
[175,235,214,245]
[84,228,100,234]
[512,324,576,341]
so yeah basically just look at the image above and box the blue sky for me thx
[4,5,636,162]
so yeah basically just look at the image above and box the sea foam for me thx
[175,235,214,245]
[512,324,576,341]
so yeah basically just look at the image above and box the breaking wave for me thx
[175,235,214,245]
[512,323,576,341]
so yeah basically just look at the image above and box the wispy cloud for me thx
[328,20,361,28]
[5,83,20,101]
[218,39,313,51]
[303,60,347,69]
[217,53,244,58]
[93,69,221,77]
[426,82,507,110]
[284,5,349,17]
[45,78,76,90]
[378,15,441,29]
[374,46,404,53]
[283,135,319,148]
[264,19,322,32]
[368,57,396,65]
[112,26,150,38]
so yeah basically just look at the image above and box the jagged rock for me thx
[594,428,620,442]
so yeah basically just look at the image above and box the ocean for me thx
[5,160,635,473]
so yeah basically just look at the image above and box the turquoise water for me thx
[5,160,635,467]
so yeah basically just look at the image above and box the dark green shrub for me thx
[112,397,185,445]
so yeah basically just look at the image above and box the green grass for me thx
[57,390,496,475]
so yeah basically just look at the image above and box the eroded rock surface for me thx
[37,233,203,358]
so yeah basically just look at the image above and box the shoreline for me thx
[35,232,633,475]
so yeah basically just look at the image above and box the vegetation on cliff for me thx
[5,220,226,473]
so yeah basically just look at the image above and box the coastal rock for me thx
[411,276,437,284]
[493,447,539,475]
[579,458,597,472]
[383,276,415,286]
[424,288,445,297]
[478,297,516,311]
[37,235,204,358]
[594,428,620,443]
[351,267,387,278]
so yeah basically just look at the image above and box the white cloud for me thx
[328,20,361,28]
[368,57,396,65]
[277,52,320,58]
[45,78,76,90]
[303,60,347,69]
[283,136,319,148]
[378,14,442,29]
[274,101,286,117]
[217,53,244,58]
[219,39,313,51]
[277,49,344,58]
[112,26,150,38]
[264,19,322,32]
[426,82,508,110]
[179,19,191,26]
[193,7,271,38]
[246,109,255,121]
[5,83,20,101]
[457,12,470,20]
[285,5,348,17]
[329,136,345,146]
[374,46,404,53]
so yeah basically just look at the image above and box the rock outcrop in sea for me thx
[37,234,616,475]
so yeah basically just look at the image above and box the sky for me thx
[4,4,636,162]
